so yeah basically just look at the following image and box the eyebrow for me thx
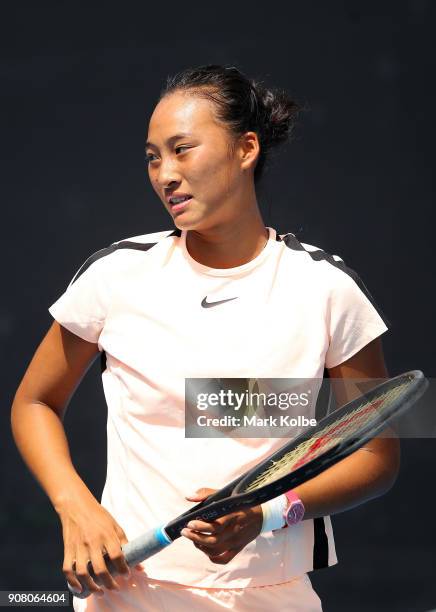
[145,132,194,149]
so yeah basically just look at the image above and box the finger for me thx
[185,519,224,534]
[104,541,131,578]
[182,528,231,554]
[185,487,216,501]
[114,525,128,547]
[185,494,205,501]
[109,524,135,577]
[87,547,122,592]
[63,554,84,594]
[208,547,241,565]
[73,550,106,596]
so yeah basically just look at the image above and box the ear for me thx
[238,131,260,172]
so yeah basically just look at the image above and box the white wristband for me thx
[260,494,288,533]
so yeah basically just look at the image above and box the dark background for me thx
[1,1,435,610]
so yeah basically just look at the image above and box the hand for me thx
[182,488,263,565]
[56,491,145,596]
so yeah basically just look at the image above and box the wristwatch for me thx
[283,490,305,526]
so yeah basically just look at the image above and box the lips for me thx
[166,192,193,204]
[171,197,192,212]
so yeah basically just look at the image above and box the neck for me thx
[185,217,269,269]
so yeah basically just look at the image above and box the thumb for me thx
[185,487,216,501]
[115,525,129,547]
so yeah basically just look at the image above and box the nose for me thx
[152,157,181,191]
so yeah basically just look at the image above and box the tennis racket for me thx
[69,369,427,599]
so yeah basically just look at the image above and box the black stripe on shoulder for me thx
[313,517,329,569]
[280,233,391,328]
[71,230,179,374]
[70,245,119,285]
[71,230,179,285]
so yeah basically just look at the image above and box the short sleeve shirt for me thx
[48,226,389,592]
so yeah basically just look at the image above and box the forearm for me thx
[11,398,94,513]
[293,436,400,520]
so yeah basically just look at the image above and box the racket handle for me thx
[123,525,172,565]
[67,526,171,600]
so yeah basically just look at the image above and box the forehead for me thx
[147,92,219,142]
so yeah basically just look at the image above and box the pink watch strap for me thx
[285,490,301,504]
[282,489,305,528]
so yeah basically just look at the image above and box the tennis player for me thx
[11,64,400,611]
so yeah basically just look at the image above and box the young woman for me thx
[11,64,399,611]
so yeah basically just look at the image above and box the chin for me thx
[172,214,204,231]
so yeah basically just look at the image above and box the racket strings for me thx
[244,381,407,492]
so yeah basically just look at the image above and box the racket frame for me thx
[163,370,427,539]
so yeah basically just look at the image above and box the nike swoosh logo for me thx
[201,296,239,308]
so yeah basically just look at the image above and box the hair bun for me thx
[252,81,301,149]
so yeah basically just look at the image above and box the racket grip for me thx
[67,526,171,600]
[123,525,172,566]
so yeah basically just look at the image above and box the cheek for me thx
[189,151,235,189]
[188,152,218,181]
[147,166,157,187]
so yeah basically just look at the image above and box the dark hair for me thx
[158,64,301,185]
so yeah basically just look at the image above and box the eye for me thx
[145,146,190,164]
[145,152,157,163]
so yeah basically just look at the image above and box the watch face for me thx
[285,501,305,526]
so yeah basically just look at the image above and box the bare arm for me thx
[292,336,400,519]
[11,321,100,509]
[11,322,139,594]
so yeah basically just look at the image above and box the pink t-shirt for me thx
[48,226,388,594]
